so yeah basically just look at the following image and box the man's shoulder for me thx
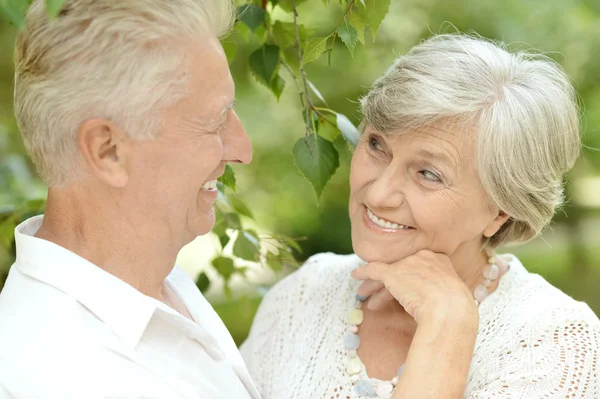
[0,265,114,368]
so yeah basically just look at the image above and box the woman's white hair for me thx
[360,33,581,248]
[14,0,235,186]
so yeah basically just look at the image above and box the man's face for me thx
[126,37,252,245]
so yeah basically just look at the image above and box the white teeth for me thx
[202,180,218,190]
[366,208,410,230]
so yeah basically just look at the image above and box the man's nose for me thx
[222,110,252,165]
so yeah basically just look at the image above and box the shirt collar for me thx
[14,215,160,351]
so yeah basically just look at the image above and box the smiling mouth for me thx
[366,207,414,230]
[201,179,218,191]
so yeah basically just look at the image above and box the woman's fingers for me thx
[351,262,389,282]
[356,279,385,298]
[354,263,396,311]
[366,288,395,310]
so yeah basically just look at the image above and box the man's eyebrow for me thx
[208,99,236,125]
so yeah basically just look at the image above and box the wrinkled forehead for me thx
[368,118,479,166]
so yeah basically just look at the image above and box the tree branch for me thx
[290,0,314,137]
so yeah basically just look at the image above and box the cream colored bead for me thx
[488,256,496,264]
[483,264,499,280]
[474,284,488,303]
[346,357,362,375]
[348,309,364,326]
[391,376,399,386]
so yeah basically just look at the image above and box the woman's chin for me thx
[353,242,411,264]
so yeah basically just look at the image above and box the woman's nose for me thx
[366,167,405,209]
[222,110,252,165]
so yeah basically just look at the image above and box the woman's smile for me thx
[363,206,415,233]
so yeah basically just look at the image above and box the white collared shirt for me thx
[0,216,261,399]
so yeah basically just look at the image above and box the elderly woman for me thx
[241,34,600,398]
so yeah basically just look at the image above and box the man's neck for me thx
[35,188,181,301]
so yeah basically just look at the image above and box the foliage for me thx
[0,0,391,293]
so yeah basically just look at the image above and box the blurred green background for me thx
[1,0,599,345]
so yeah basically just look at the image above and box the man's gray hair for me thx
[360,33,581,248]
[14,0,235,186]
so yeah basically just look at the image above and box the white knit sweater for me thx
[240,253,600,399]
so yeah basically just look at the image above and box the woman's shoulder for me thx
[495,255,599,327]
[468,256,600,396]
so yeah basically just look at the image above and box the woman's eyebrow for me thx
[416,149,456,167]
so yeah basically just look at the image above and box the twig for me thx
[338,0,356,26]
[290,0,314,137]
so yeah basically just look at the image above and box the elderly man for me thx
[0,1,261,398]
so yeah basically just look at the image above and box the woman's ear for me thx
[483,211,510,238]
[77,119,130,187]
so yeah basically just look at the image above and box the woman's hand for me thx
[352,250,480,398]
[351,249,477,325]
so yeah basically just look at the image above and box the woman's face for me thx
[349,122,507,264]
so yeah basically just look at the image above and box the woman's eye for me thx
[368,135,383,151]
[419,169,442,182]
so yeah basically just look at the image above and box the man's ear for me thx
[77,119,129,187]
[483,211,510,238]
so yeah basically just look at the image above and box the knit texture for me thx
[240,253,600,399]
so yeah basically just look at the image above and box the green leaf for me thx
[222,41,237,63]
[230,195,254,219]
[271,21,313,49]
[337,113,360,147]
[237,4,266,32]
[307,80,327,105]
[349,9,366,45]
[222,212,242,230]
[282,45,300,75]
[249,44,281,86]
[45,0,65,18]
[317,117,340,142]
[213,210,231,249]
[266,251,283,272]
[270,74,285,100]
[293,135,340,198]
[271,21,295,49]
[212,256,236,281]
[302,37,330,66]
[0,0,27,29]
[273,233,303,254]
[276,0,309,12]
[234,22,252,42]
[233,230,260,262]
[219,164,236,192]
[196,272,211,293]
[336,22,358,57]
[363,0,390,40]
